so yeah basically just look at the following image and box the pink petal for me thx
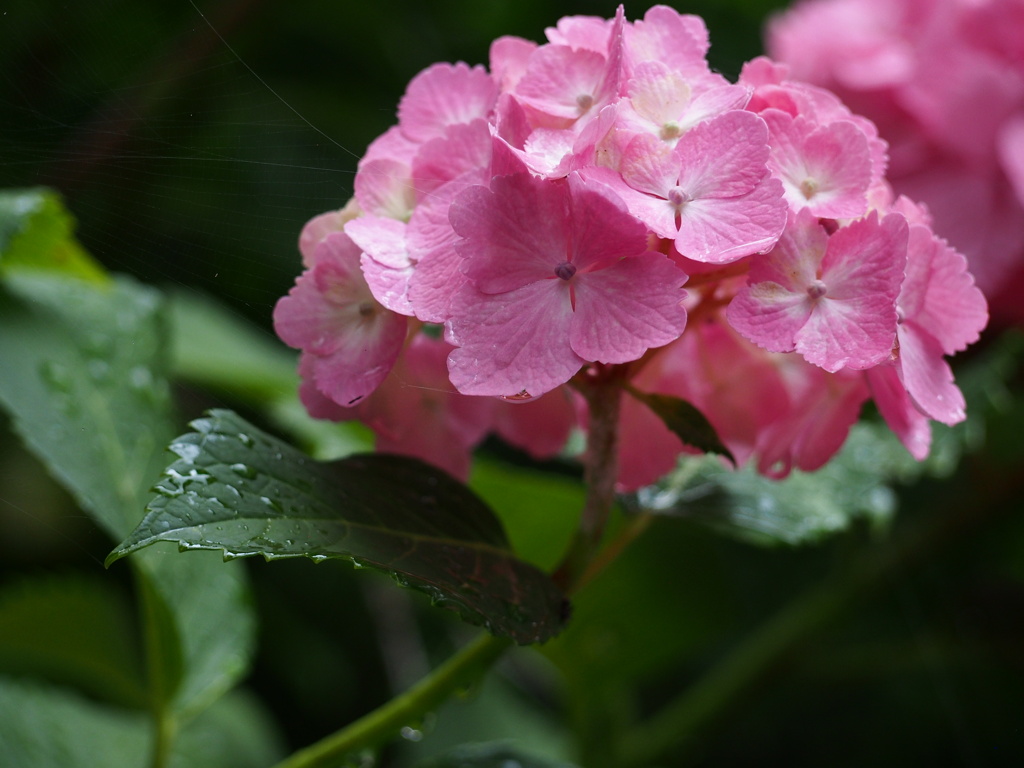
[450,175,570,293]
[274,234,370,355]
[307,314,407,408]
[798,212,907,370]
[489,36,537,92]
[397,62,498,143]
[353,335,493,480]
[299,209,350,268]
[625,6,711,81]
[564,173,649,270]
[674,177,787,263]
[446,281,582,398]
[763,110,872,218]
[515,45,608,122]
[570,253,688,363]
[621,132,678,198]
[726,209,828,350]
[897,323,966,425]
[354,158,415,220]
[867,363,932,460]
[411,119,492,194]
[344,217,415,316]
[899,224,987,356]
[676,111,773,199]
[405,182,470,322]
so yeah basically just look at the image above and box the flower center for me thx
[806,279,828,300]
[554,261,577,281]
[660,121,682,141]
[667,186,690,208]
[799,178,819,200]
[576,93,594,113]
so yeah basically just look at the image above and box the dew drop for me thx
[500,389,537,403]
[231,463,257,479]
[260,496,284,514]
[175,443,201,462]
[399,726,423,742]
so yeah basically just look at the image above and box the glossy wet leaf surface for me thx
[109,409,568,644]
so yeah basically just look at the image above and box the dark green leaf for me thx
[0,575,146,709]
[623,386,736,465]
[415,742,579,768]
[108,409,568,644]
[0,188,107,282]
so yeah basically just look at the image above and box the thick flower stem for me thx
[555,368,624,592]
[270,632,512,768]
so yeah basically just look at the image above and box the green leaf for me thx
[173,689,285,768]
[0,188,107,283]
[623,386,736,465]
[414,742,579,768]
[631,422,917,546]
[0,677,149,768]
[0,275,172,539]
[108,409,568,645]
[0,273,255,715]
[0,574,146,709]
[0,679,282,768]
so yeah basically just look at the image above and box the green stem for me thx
[135,565,179,768]
[271,632,512,768]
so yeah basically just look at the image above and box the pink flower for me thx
[761,108,873,218]
[273,232,408,407]
[870,196,988,456]
[727,208,908,372]
[591,110,787,263]
[446,171,688,398]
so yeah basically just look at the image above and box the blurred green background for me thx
[3,1,1024,766]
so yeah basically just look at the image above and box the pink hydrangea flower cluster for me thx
[767,0,1024,323]
[274,5,987,489]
